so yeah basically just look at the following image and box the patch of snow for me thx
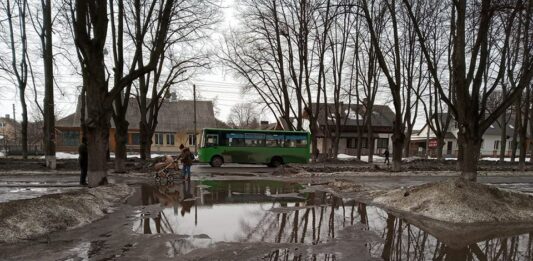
[360,155,385,162]
[337,154,357,160]
[481,157,530,162]
[39,152,79,159]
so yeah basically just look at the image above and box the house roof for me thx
[311,103,395,127]
[57,98,217,133]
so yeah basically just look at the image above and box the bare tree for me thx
[70,0,175,187]
[403,0,533,181]
[134,0,216,160]
[227,103,261,129]
[361,0,407,171]
[0,0,30,159]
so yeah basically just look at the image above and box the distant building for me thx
[279,103,395,156]
[55,98,217,154]
[410,113,530,157]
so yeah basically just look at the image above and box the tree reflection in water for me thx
[132,182,533,260]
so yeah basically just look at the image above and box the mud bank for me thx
[372,178,533,224]
[0,184,133,243]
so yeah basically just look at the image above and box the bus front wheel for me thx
[269,157,283,168]
[210,156,223,167]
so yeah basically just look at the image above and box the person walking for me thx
[178,145,193,181]
[383,149,390,165]
[79,137,88,185]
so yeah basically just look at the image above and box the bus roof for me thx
[202,128,309,134]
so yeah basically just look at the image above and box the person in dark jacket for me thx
[178,146,193,181]
[383,149,390,165]
[79,137,88,185]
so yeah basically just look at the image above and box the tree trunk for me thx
[511,102,521,163]
[367,119,374,163]
[530,89,533,164]
[403,129,412,158]
[519,87,530,171]
[456,132,464,171]
[140,122,153,160]
[392,133,403,172]
[86,106,111,187]
[436,137,445,160]
[460,134,481,182]
[499,113,507,162]
[310,122,319,162]
[43,0,55,169]
[356,127,362,160]
[114,119,128,172]
[20,90,28,159]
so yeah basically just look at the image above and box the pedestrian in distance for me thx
[178,144,194,181]
[383,149,390,165]
[79,137,88,186]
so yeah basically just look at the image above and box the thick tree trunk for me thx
[20,91,28,159]
[392,134,403,172]
[499,114,507,162]
[456,133,464,171]
[403,130,412,158]
[436,137,445,160]
[86,106,111,187]
[114,119,128,172]
[460,134,481,182]
[140,122,153,160]
[310,122,319,162]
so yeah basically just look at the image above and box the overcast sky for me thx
[0,0,280,125]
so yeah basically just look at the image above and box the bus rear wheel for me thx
[269,157,283,168]
[210,156,223,167]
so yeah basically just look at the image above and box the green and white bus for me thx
[197,128,310,167]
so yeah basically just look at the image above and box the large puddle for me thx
[126,180,533,260]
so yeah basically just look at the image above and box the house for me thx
[282,103,395,155]
[0,115,18,146]
[410,113,529,157]
[55,98,217,154]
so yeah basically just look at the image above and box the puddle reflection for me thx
[128,181,533,260]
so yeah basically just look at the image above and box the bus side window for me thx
[206,134,218,147]
[228,133,245,146]
[245,133,265,146]
[285,135,307,148]
[266,134,284,147]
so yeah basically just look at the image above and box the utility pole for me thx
[193,84,197,153]
[12,104,17,144]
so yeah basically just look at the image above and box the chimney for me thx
[4,114,9,119]
[260,121,269,129]
[170,92,177,102]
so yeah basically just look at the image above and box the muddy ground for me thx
[1,156,532,174]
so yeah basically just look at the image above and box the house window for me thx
[188,134,196,146]
[346,138,356,149]
[131,133,140,145]
[166,133,175,145]
[377,138,389,149]
[494,140,500,150]
[62,130,80,146]
[154,133,164,145]
[0,122,5,128]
